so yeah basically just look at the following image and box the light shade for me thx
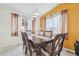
[32,15,36,18]
[35,12,38,16]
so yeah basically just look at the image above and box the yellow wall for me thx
[40,3,79,51]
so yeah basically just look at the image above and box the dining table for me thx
[28,34,54,56]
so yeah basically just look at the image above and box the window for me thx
[22,17,27,29]
[11,13,18,36]
[46,16,53,31]
[52,13,62,35]
[27,18,32,30]
[52,10,68,36]
[35,18,40,34]
[45,9,68,36]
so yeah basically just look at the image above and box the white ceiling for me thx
[0,3,59,17]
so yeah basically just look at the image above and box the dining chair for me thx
[21,32,35,55]
[21,32,27,50]
[41,33,68,56]
[26,30,32,36]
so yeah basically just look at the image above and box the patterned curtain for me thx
[11,13,18,36]
[62,10,68,33]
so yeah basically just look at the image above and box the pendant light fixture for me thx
[32,8,38,18]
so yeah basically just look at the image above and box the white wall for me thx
[0,8,22,50]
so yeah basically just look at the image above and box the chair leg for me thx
[28,45,32,56]
[25,46,27,55]
[29,50,32,56]
[58,53,60,56]
[42,52,45,56]
[23,45,24,49]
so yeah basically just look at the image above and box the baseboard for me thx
[0,43,22,52]
[0,44,75,54]
[63,48,75,54]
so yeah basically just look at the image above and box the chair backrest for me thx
[26,30,32,36]
[21,32,29,45]
[51,33,68,55]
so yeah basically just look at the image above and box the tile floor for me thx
[0,45,76,56]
